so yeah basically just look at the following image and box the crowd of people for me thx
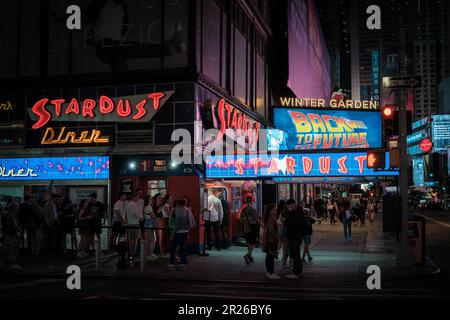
[111,191,196,270]
[0,191,105,270]
[239,194,379,280]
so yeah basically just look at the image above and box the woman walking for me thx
[367,198,376,224]
[263,204,280,280]
[302,208,316,263]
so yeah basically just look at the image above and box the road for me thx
[0,210,449,300]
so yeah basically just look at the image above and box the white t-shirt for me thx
[207,194,223,222]
[113,200,126,223]
[125,201,140,225]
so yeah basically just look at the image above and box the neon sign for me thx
[273,108,381,150]
[205,152,398,179]
[27,91,174,129]
[0,101,14,111]
[41,127,110,145]
[0,157,109,181]
[216,98,261,148]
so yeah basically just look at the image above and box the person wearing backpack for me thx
[240,196,262,266]
[168,199,195,271]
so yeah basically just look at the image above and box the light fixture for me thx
[129,161,137,170]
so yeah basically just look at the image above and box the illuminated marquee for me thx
[279,97,379,110]
[273,108,381,150]
[41,127,110,145]
[0,157,109,181]
[27,91,174,129]
[205,152,397,179]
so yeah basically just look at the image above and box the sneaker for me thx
[11,264,21,270]
[244,254,250,266]
[168,264,176,271]
[177,264,186,271]
[249,255,255,263]
[286,274,299,279]
[266,273,281,280]
[147,255,158,261]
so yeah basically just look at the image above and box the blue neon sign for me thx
[206,152,398,179]
[0,156,109,181]
[272,108,382,151]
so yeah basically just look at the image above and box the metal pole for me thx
[140,240,146,273]
[95,238,101,271]
[396,22,413,267]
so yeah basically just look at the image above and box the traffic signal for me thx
[367,150,386,169]
[382,106,395,141]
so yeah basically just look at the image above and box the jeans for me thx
[265,253,275,274]
[205,220,220,249]
[343,220,352,240]
[170,232,188,265]
[288,238,303,275]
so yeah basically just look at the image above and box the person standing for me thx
[206,190,223,251]
[328,199,337,225]
[160,194,174,257]
[112,192,127,246]
[284,199,306,279]
[277,200,289,268]
[342,198,353,241]
[152,194,166,256]
[168,200,195,271]
[76,199,92,258]
[367,198,376,224]
[19,195,33,255]
[60,199,76,254]
[262,204,280,280]
[30,200,45,256]
[302,208,316,263]
[240,196,262,265]
[44,193,62,254]
[143,195,157,261]
[1,198,21,270]
[125,192,141,259]
[313,195,325,220]
[218,192,229,249]
[88,193,106,244]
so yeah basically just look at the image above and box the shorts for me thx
[304,235,312,245]
[244,232,257,245]
[128,227,140,242]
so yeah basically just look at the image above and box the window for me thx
[147,180,166,197]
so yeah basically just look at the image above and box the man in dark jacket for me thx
[218,192,229,249]
[284,198,306,279]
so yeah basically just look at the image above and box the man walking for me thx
[206,190,223,251]
[284,199,306,279]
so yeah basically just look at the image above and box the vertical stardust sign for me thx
[272,108,382,150]
[205,152,397,179]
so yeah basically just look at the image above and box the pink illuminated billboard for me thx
[287,0,331,100]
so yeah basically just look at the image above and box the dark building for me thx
[0,0,273,251]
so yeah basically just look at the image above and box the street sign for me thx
[383,76,421,89]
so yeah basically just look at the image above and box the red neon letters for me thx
[31,93,165,129]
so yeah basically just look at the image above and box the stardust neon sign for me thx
[216,98,261,148]
[28,91,173,129]
[205,152,398,179]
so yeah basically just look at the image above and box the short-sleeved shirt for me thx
[240,205,257,234]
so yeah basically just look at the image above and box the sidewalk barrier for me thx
[140,240,147,273]
[95,238,101,271]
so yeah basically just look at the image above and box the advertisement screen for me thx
[272,108,382,150]
[431,115,450,153]
[287,0,331,100]
[0,156,109,181]
[205,152,397,179]
[412,158,425,187]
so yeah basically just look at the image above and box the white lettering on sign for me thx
[366,5,381,30]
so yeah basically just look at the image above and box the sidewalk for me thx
[1,215,435,284]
